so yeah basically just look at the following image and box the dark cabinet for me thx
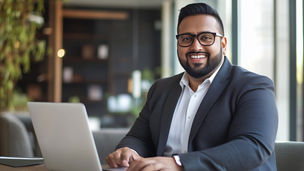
[60,8,161,119]
[61,16,113,116]
[16,2,161,127]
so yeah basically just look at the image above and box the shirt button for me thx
[194,94,197,98]
[187,116,191,119]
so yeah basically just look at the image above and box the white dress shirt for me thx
[164,61,223,157]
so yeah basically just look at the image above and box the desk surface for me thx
[0,164,48,171]
[0,164,124,171]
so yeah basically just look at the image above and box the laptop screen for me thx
[28,102,102,171]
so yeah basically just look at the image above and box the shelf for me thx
[81,99,105,104]
[63,33,106,40]
[62,80,107,84]
[113,72,131,77]
[63,57,109,63]
[62,98,104,104]
[63,9,129,20]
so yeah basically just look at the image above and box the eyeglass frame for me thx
[176,31,223,47]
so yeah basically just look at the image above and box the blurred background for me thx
[0,0,303,142]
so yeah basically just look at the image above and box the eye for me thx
[180,35,192,43]
[199,34,213,42]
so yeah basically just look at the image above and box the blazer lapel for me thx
[157,75,182,155]
[189,57,232,143]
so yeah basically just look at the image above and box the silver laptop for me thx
[27,102,125,171]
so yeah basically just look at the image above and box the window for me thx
[238,0,274,80]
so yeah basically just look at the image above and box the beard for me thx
[178,47,223,78]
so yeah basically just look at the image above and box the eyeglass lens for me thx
[178,32,215,46]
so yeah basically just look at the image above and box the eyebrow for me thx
[178,31,214,35]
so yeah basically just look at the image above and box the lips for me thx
[189,54,207,59]
[187,52,209,63]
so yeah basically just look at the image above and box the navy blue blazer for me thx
[118,57,278,171]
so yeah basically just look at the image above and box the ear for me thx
[221,36,228,55]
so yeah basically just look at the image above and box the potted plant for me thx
[0,0,45,112]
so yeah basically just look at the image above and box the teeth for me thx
[190,55,206,59]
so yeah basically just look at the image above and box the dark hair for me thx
[177,3,224,35]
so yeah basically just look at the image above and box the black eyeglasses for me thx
[176,32,223,47]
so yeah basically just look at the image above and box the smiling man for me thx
[106,3,278,171]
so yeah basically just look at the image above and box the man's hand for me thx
[106,147,141,168]
[126,156,183,171]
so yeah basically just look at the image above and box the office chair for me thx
[275,141,304,171]
[0,113,34,157]
[93,128,129,164]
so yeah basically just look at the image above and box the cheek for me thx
[210,43,222,55]
[177,47,187,57]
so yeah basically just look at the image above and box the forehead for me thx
[178,14,220,34]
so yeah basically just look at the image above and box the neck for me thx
[187,73,211,92]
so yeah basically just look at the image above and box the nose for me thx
[190,37,203,51]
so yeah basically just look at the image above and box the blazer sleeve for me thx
[179,76,278,171]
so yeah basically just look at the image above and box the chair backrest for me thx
[275,141,304,171]
[0,113,34,157]
[93,128,129,164]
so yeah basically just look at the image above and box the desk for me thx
[0,164,122,171]
[0,164,48,171]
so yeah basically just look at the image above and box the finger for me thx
[127,159,139,171]
[121,159,129,167]
[141,163,160,171]
[130,152,141,162]
[106,154,118,168]
[107,148,140,168]
[120,153,131,167]
[141,159,163,171]
[106,152,121,168]
[106,158,117,168]
[128,158,152,171]
[119,147,140,167]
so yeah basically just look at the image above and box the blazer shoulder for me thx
[146,73,183,100]
[152,73,183,90]
[217,57,274,89]
[230,65,274,90]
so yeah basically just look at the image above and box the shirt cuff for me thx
[173,155,182,166]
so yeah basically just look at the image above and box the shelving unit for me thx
[60,6,161,119]
[61,11,116,116]
[17,1,162,127]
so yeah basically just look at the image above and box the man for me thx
[106,3,278,171]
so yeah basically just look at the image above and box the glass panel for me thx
[217,0,232,61]
[238,0,274,80]
[296,0,303,140]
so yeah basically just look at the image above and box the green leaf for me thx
[0,0,45,111]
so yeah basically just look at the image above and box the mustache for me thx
[186,51,209,57]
